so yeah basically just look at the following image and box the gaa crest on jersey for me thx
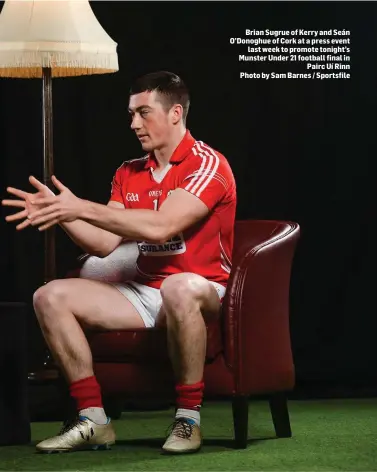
[138,232,186,257]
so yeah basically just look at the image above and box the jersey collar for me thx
[144,130,195,169]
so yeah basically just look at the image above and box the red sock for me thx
[175,380,204,411]
[69,376,103,411]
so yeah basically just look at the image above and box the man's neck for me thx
[154,127,186,169]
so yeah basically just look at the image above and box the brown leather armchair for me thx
[73,219,300,448]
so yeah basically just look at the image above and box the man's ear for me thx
[171,104,183,124]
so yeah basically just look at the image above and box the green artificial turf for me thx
[0,398,376,471]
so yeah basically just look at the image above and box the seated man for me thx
[2,71,237,454]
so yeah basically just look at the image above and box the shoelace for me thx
[166,418,194,440]
[59,416,85,436]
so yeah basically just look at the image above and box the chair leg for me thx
[268,392,292,438]
[232,395,249,449]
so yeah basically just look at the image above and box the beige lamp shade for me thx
[0,0,119,78]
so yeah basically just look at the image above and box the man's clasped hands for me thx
[2,175,84,231]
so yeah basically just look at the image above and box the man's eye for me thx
[141,110,149,116]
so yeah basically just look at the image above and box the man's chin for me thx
[141,142,153,152]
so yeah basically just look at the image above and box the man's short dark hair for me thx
[130,71,190,124]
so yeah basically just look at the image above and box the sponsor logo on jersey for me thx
[138,232,186,257]
[126,192,139,202]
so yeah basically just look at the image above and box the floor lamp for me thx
[0,0,119,378]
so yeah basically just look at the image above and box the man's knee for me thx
[160,273,208,317]
[33,280,68,319]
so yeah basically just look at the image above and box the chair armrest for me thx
[223,220,300,394]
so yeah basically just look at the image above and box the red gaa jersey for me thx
[109,130,237,289]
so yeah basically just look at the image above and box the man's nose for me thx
[130,114,141,129]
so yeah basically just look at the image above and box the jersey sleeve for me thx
[178,153,231,211]
[109,164,126,204]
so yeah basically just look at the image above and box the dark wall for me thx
[0,2,376,390]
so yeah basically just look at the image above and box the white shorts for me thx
[111,280,226,328]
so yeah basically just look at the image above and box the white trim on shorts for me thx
[111,280,226,328]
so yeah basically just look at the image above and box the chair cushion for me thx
[89,320,223,363]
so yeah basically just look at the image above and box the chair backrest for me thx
[221,219,300,375]
[233,220,298,264]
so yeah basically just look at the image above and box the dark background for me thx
[0,1,376,395]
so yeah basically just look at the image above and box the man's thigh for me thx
[42,278,146,330]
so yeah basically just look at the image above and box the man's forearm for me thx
[59,219,121,257]
[79,200,167,243]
